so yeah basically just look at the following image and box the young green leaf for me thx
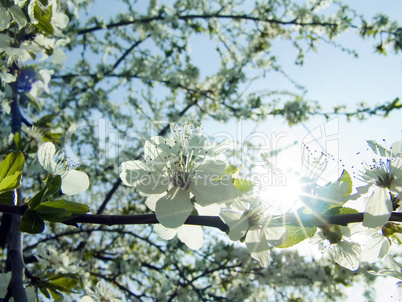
[233,178,254,193]
[338,169,353,196]
[0,151,24,193]
[214,165,241,180]
[277,226,317,248]
[324,206,359,216]
[32,2,54,35]
[48,275,78,291]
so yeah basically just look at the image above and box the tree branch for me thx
[77,13,340,35]
[2,203,402,232]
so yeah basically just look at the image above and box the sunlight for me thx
[259,170,305,214]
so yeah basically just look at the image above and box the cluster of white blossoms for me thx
[121,124,241,248]
[121,128,402,271]
[315,140,402,271]
[120,124,402,270]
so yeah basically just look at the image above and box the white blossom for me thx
[317,225,362,271]
[220,196,287,267]
[38,142,90,195]
[357,141,402,228]
[80,281,120,302]
[121,124,240,228]
[36,243,82,274]
[28,0,69,36]
[154,224,204,250]
[361,229,391,263]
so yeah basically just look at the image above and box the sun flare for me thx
[259,171,304,214]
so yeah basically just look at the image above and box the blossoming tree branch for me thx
[1,0,402,301]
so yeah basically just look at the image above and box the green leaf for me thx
[34,204,71,222]
[277,225,317,248]
[324,206,359,216]
[40,200,89,215]
[20,93,42,111]
[0,151,24,193]
[232,178,254,193]
[35,200,89,222]
[47,288,63,300]
[33,2,54,35]
[39,286,51,299]
[0,191,15,205]
[215,165,241,180]
[43,175,62,199]
[29,175,62,209]
[338,169,353,196]
[48,276,78,291]
[0,151,24,182]
[0,172,22,193]
[19,209,45,234]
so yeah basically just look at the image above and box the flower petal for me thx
[219,209,249,241]
[145,192,166,211]
[120,160,169,194]
[194,203,220,216]
[153,224,177,240]
[177,225,204,250]
[330,241,361,271]
[361,233,390,263]
[61,170,89,195]
[155,187,193,228]
[190,176,240,207]
[0,7,11,31]
[391,176,402,195]
[363,188,392,228]
[194,158,227,178]
[245,229,271,267]
[263,226,287,246]
[38,142,57,173]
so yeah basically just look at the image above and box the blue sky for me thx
[76,1,402,300]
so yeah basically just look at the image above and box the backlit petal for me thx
[38,142,57,173]
[245,229,271,267]
[330,241,361,271]
[177,225,204,250]
[363,188,392,228]
[61,170,90,195]
[190,177,240,207]
[155,187,193,228]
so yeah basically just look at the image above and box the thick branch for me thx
[66,214,230,232]
[7,190,27,302]
[7,85,27,301]
[2,203,402,232]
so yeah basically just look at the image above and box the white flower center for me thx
[244,209,261,227]
[364,158,395,189]
[171,171,191,189]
